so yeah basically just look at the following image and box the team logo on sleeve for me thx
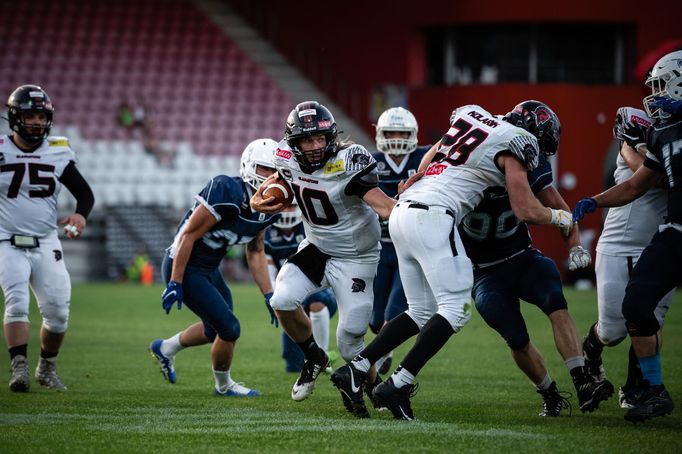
[351,153,370,167]
[276,148,292,159]
[351,278,366,293]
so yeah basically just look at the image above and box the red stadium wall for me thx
[229,0,682,274]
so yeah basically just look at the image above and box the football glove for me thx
[161,281,183,314]
[568,246,591,271]
[572,198,597,222]
[264,292,278,328]
[549,208,573,236]
[621,121,647,149]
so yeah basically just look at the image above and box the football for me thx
[262,177,294,206]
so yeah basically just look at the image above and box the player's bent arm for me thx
[363,187,396,220]
[536,185,579,243]
[502,155,553,225]
[59,162,95,238]
[250,173,284,214]
[170,204,218,283]
[619,142,646,173]
[593,165,661,208]
[245,230,273,295]
[417,140,442,173]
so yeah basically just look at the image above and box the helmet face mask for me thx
[503,100,561,157]
[375,107,418,155]
[6,85,54,143]
[285,101,338,173]
[644,50,682,119]
[240,138,278,194]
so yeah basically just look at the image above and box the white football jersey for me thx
[274,141,381,261]
[597,153,667,256]
[402,105,540,224]
[0,135,76,238]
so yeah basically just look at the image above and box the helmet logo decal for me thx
[298,108,317,118]
[318,120,332,128]
[534,107,551,125]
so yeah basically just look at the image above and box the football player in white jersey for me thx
[1,85,94,392]
[332,102,574,420]
[582,107,672,408]
[250,101,395,412]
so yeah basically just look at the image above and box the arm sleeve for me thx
[345,163,379,198]
[58,162,95,219]
[527,154,553,193]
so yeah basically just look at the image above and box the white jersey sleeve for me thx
[0,135,76,238]
[402,105,540,224]
[274,141,381,262]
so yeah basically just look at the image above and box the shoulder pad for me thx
[508,133,540,171]
[343,145,375,172]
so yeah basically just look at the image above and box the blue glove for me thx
[264,292,278,328]
[650,96,682,116]
[572,198,597,222]
[161,281,183,314]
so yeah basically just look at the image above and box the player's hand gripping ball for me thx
[262,176,294,207]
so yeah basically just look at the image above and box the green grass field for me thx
[1,283,680,453]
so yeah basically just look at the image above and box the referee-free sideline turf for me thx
[1,283,680,453]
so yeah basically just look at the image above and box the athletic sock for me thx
[536,373,553,391]
[638,354,662,386]
[8,344,28,360]
[40,349,58,359]
[360,312,420,363]
[310,306,330,353]
[565,356,585,372]
[161,332,183,356]
[391,366,415,389]
[296,334,324,361]
[213,368,232,392]
[400,313,455,376]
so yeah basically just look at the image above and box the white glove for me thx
[568,245,591,271]
[550,208,573,236]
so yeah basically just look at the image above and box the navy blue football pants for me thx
[370,242,408,333]
[472,248,568,350]
[162,254,240,342]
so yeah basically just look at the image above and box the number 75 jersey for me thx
[0,135,75,238]
[402,104,541,225]
[273,141,381,262]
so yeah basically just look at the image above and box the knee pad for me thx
[2,281,30,324]
[437,298,473,333]
[407,305,436,329]
[39,300,70,333]
[214,314,241,342]
[336,327,366,362]
[595,321,627,346]
[625,317,660,337]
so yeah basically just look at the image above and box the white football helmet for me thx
[644,50,682,119]
[274,202,303,229]
[240,138,278,191]
[375,107,418,155]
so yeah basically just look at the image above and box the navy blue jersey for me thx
[459,154,553,265]
[264,223,306,270]
[643,117,682,223]
[171,175,278,269]
[373,145,430,240]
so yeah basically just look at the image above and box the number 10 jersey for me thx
[273,141,381,262]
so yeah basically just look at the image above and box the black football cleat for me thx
[537,381,572,417]
[330,363,369,418]
[624,384,674,423]
[373,377,418,421]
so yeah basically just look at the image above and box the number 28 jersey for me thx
[401,105,541,225]
[0,135,75,238]
[273,141,381,262]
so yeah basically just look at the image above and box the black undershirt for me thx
[59,162,95,219]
